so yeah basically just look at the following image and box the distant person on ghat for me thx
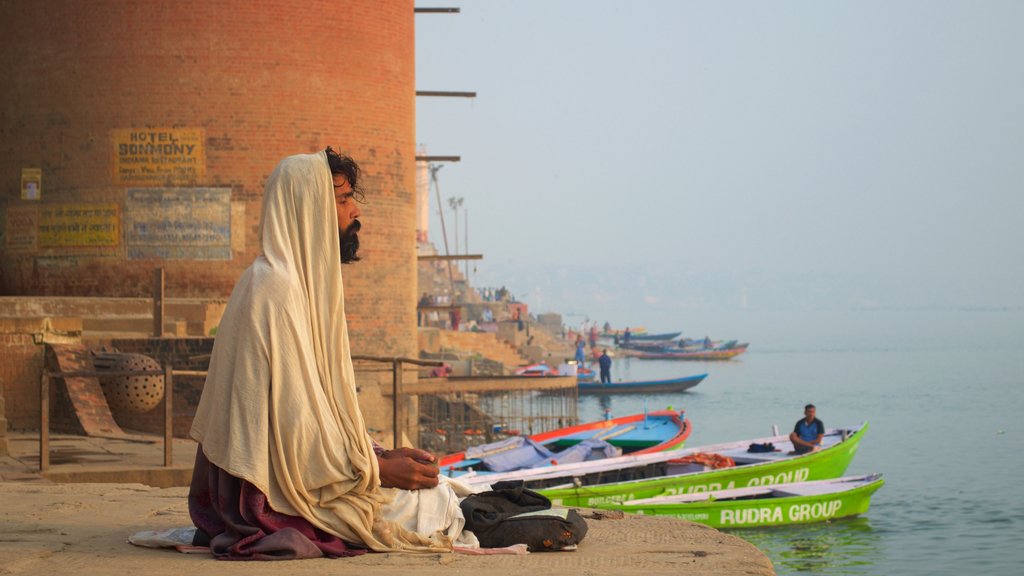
[789,404,825,455]
[188,149,475,560]
[575,337,587,366]
[598,349,612,384]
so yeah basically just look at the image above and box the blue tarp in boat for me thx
[546,439,621,465]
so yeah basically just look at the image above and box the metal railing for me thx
[38,365,202,472]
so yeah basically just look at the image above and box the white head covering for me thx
[190,151,449,551]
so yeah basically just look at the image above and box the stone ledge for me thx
[0,482,776,576]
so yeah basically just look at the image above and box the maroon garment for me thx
[188,446,367,560]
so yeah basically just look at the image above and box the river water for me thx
[575,308,1024,575]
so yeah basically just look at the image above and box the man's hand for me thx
[378,447,440,490]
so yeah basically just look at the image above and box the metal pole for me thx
[153,268,165,337]
[39,371,49,472]
[164,364,173,467]
[430,165,457,297]
[464,207,469,282]
[453,203,459,255]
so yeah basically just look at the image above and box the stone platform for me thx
[0,482,775,576]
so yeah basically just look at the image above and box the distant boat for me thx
[626,331,682,342]
[438,410,691,475]
[578,374,707,394]
[627,342,749,360]
[618,474,884,528]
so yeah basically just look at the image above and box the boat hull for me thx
[621,475,884,528]
[438,410,691,470]
[628,344,748,361]
[541,423,867,508]
[627,331,682,342]
[578,374,707,394]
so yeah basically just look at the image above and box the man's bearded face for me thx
[334,175,361,264]
[340,218,360,264]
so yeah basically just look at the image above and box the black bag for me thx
[747,442,777,453]
[460,481,588,551]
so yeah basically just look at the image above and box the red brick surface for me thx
[0,1,419,436]
[0,333,44,430]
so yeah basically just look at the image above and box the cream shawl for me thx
[190,152,449,551]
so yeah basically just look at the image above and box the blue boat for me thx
[578,373,707,394]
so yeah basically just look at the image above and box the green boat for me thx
[617,474,884,528]
[535,423,868,508]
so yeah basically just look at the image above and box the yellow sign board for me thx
[37,204,120,248]
[112,128,205,186]
[21,168,42,200]
[4,205,39,250]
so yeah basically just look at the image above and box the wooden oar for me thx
[594,424,636,442]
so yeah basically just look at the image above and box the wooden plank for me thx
[153,268,164,337]
[416,91,476,98]
[417,254,483,262]
[46,370,164,378]
[163,365,173,467]
[39,371,49,472]
[415,155,461,162]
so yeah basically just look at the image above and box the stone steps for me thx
[438,331,529,369]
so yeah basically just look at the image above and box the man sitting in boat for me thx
[789,404,825,454]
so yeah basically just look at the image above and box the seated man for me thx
[789,403,825,455]
[188,149,467,560]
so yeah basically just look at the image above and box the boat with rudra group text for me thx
[455,424,867,509]
[618,473,884,528]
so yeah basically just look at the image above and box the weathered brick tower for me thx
[0,1,419,437]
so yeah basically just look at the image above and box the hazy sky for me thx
[415,1,1024,326]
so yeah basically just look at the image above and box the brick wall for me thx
[0,1,418,441]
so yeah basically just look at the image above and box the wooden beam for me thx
[416,155,461,162]
[415,7,460,13]
[163,364,173,467]
[152,268,164,337]
[417,254,482,262]
[416,90,477,98]
[39,371,49,472]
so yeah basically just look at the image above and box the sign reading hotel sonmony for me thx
[113,128,206,186]
[125,188,231,260]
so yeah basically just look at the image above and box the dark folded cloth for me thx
[460,480,588,551]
